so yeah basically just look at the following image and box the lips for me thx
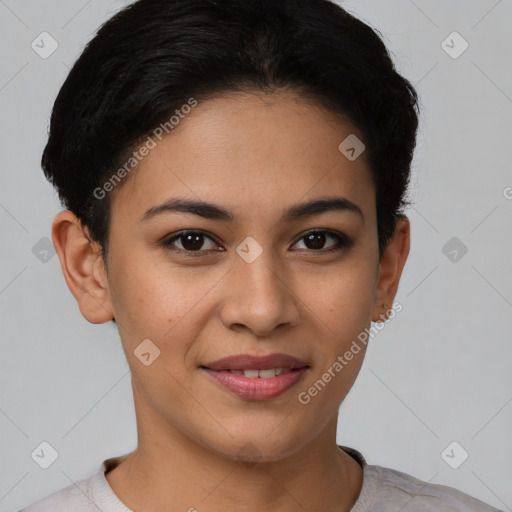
[200,353,310,400]
[201,353,309,372]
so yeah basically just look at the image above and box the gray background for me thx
[1,0,511,510]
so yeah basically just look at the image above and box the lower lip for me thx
[201,368,308,400]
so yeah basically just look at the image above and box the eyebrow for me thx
[140,196,364,224]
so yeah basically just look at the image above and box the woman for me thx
[20,0,502,510]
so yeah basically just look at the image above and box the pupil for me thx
[183,233,203,251]
[305,232,325,250]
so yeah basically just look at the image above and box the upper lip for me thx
[201,353,309,371]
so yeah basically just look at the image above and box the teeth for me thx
[227,368,293,378]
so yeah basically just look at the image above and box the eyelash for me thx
[161,229,353,257]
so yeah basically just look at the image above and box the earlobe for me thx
[51,210,114,324]
[371,215,410,323]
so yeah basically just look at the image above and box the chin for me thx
[204,431,304,465]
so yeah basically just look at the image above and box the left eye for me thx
[292,229,350,252]
[162,229,351,255]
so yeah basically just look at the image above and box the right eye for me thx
[162,230,224,256]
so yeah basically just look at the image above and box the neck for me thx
[105,398,363,511]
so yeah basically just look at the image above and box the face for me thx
[63,91,408,462]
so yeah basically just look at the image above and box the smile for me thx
[201,366,308,400]
[221,368,294,377]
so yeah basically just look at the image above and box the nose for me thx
[219,250,301,337]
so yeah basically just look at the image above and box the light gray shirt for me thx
[18,446,503,511]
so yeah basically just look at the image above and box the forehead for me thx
[111,91,375,224]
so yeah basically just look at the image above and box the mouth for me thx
[202,368,300,378]
[200,353,310,400]
[200,353,310,372]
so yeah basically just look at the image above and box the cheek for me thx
[108,255,217,352]
[299,260,376,332]
[107,255,168,343]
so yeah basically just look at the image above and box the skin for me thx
[52,90,410,511]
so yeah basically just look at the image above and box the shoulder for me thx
[371,464,503,511]
[18,454,131,512]
[18,479,93,512]
[17,464,106,512]
[339,446,503,512]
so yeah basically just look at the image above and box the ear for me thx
[371,215,410,322]
[51,210,114,324]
